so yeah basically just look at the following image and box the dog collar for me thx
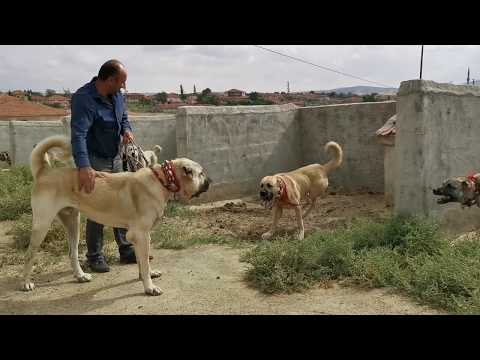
[465,171,479,192]
[467,172,477,186]
[462,171,480,207]
[151,160,181,193]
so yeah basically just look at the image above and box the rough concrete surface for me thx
[395,80,480,234]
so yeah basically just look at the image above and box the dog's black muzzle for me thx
[192,177,212,198]
[432,187,472,205]
[432,187,454,204]
[260,190,273,201]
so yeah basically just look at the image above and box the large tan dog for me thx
[22,135,211,296]
[259,141,343,240]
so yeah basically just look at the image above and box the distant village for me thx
[0,86,397,115]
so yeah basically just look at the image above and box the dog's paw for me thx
[145,285,163,296]
[76,273,92,283]
[295,231,305,240]
[261,231,273,240]
[139,270,162,281]
[150,270,162,279]
[20,281,35,291]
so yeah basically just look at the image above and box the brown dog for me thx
[432,173,480,208]
[22,135,211,296]
[259,141,343,240]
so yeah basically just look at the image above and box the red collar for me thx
[466,171,478,190]
[277,176,298,206]
[467,171,477,183]
[463,172,480,207]
[151,160,181,193]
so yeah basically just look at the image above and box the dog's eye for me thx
[267,184,272,188]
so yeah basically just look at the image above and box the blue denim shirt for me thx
[70,77,133,168]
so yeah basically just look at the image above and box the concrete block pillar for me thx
[394,80,480,234]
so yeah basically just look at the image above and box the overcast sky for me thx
[0,45,478,93]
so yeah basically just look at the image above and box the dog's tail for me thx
[30,135,71,180]
[153,145,163,156]
[322,141,343,174]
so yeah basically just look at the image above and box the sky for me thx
[0,45,478,93]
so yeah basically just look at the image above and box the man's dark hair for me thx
[98,59,124,81]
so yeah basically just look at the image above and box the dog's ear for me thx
[183,166,193,178]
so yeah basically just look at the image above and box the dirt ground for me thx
[0,95,67,118]
[180,193,392,241]
[0,194,442,315]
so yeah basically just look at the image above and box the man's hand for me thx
[78,167,96,194]
[123,130,134,144]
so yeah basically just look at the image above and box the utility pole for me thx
[467,68,471,85]
[287,81,290,94]
[419,45,424,80]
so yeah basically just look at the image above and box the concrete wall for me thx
[298,101,397,193]
[0,103,396,204]
[129,115,177,161]
[176,104,301,202]
[3,114,177,166]
[9,119,67,165]
[0,122,9,153]
[394,80,480,234]
[384,145,395,207]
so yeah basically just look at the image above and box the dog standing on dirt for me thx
[432,173,480,208]
[21,135,211,296]
[259,141,343,240]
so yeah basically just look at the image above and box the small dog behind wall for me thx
[123,143,162,169]
[143,145,163,166]
[259,141,343,240]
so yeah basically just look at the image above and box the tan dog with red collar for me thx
[21,135,211,296]
[259,141,343,240]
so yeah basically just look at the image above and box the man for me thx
[70,59,137,272]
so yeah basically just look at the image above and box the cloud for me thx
[0,45,476,93]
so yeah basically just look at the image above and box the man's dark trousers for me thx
[85,153,132,262]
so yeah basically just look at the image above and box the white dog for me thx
[143,145,163,166]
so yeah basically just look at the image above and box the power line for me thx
[253,45,395,88]
[419,45,424,79]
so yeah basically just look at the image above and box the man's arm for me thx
[70,95,93,168]
[120,109,133,135]
[70,95,97,193]
[120,96,133,136]
[120,95,134,142]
